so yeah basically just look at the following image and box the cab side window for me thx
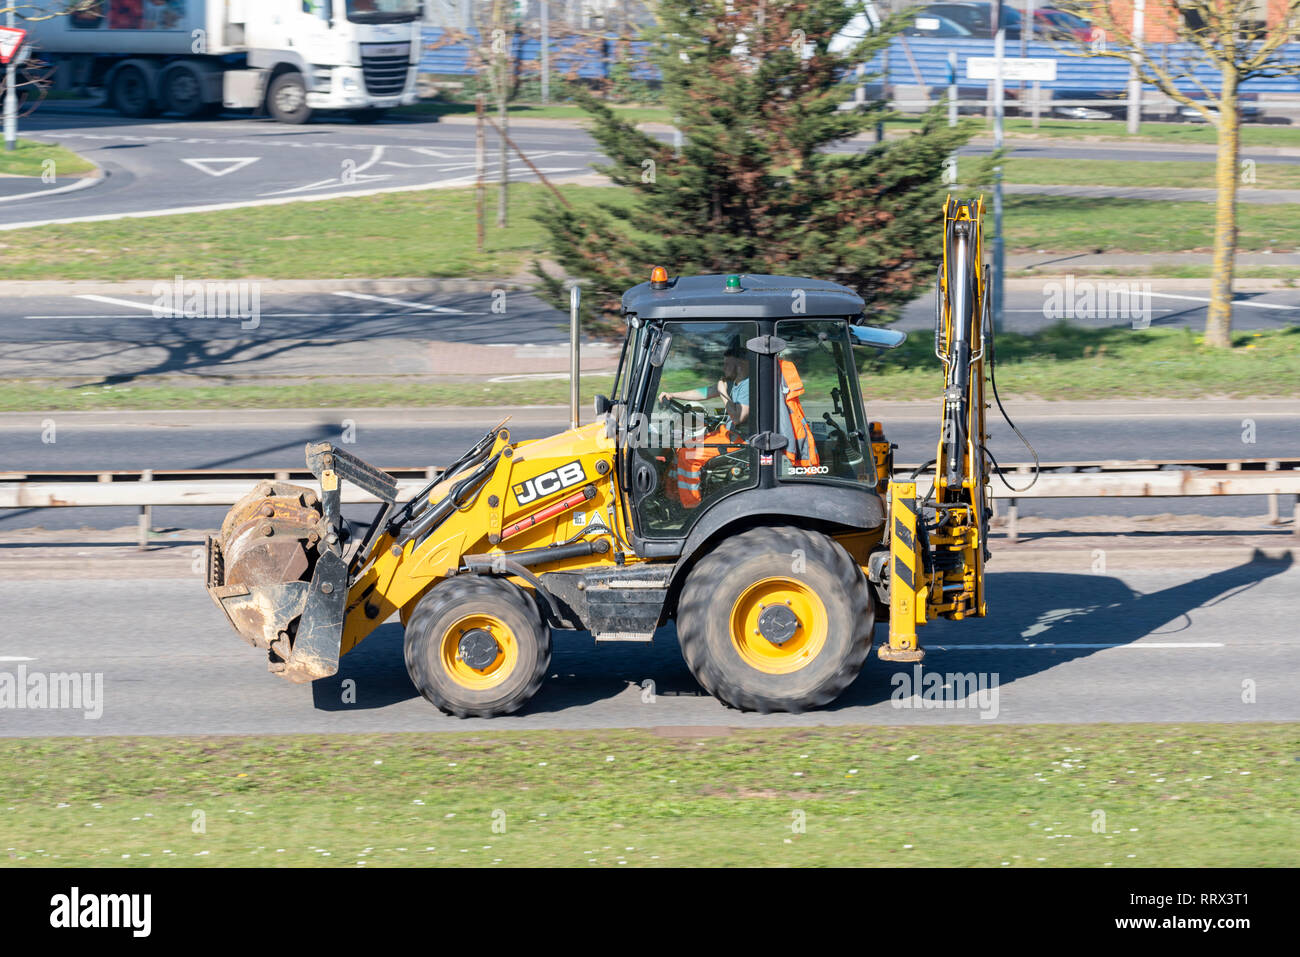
[773,320,873,487]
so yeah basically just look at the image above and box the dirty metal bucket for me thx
[205,480,344,683]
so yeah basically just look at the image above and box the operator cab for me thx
[602,273,882,543]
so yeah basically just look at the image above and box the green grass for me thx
[7,184,1299,283]
[398,100,673,126]
[1,724,1293,867]
[858,324,1300,402]
[1003,157,1300,191]
[0,375,616,412]
[1011,265,1299,282]
[7,326,1298,411]
[0,138,96,178]
[890,115,1300,148]
[1002,195,1300,253]
[0,184,622,281]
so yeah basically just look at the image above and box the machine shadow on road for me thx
[311,550,1293,716]
[836,550,1295,711]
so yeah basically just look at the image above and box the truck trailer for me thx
[18,0,423,122]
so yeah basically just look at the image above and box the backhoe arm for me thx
[881,197,992,662]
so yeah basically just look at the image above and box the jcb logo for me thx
[513,461,586,505]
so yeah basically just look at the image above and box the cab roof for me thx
[621,273,865,320]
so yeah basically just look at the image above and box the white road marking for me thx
[929,642,1225,650]
[331,291,464,314]
[181,157,260,178]
[260,147,389,196]
[1146,292,1297,311]
[1004,308,1178,314]
[0,657,35,662]
[0,173,101,204]
[489,372,573,382]
[76,294,178,317]
[0,175,488,231]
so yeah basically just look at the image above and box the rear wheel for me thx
[111,65,158,118]
[404,576,551,717]
[160,63,206,118]
[677,526,873,712]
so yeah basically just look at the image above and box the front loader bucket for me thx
[205,480,346,683]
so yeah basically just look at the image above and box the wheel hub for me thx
[757,604,799,645]
[457,627,500,671]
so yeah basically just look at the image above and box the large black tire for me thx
[266,71,312,125]
[677,526,873,713]
[404,576,551,718]
[111,65,158,119]
[160,63,207,118]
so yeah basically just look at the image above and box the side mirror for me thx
[648,330,673,367]
[593,394,612,416]
[850,325,907,349]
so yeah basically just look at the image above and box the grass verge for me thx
[0,139,97,178]
[1,724,1293,867]
[396,100,673,126]
[6,327,1298,411]
[5,184,1300,282]
[891,115,1300,148]
[1003,157,1300,191]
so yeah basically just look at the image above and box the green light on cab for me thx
[725,274,741,292]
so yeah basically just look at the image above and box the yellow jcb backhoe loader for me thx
[206,197,1001,716]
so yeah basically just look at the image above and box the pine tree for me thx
[535,0,990,328]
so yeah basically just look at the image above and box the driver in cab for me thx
[657,338,749,508]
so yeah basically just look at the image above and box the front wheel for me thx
[404,576,551,717]
[266,72,312,124]
[677,526,873,713]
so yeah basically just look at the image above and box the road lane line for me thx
[1146,292,1297,311]
[928,642,1225,650]
[331,291,465,314]
[76,294,178,317]
[0,656,36,661]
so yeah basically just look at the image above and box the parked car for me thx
[1035,7,1093,42]
[904,13,975,38]
[917,2,1023,40]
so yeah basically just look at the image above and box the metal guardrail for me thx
[2,459,1298,547]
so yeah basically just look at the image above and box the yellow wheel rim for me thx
[729,576,828,674]
[439,613,518,690]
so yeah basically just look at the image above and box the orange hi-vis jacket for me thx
[669,361,819,507]
[669,425,735,508]
[779,359,819,468]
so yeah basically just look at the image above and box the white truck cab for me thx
[22,0,424,123]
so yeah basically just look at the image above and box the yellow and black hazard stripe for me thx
[892,490,918,592]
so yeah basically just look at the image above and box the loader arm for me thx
[881,197,992,662]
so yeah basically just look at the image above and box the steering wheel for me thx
[660,396,693,415]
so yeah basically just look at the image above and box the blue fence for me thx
[419,27,1300,97]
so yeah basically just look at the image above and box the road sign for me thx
[966,57,1058,82]
[0,27,26,65]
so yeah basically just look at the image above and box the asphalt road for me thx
[4,109,595,227]
[3,408,1297,530]
[9,106,1298,227]
[0,553,1294,735]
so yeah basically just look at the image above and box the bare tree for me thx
[429,0,519,227]
[1061,1,1300,347]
